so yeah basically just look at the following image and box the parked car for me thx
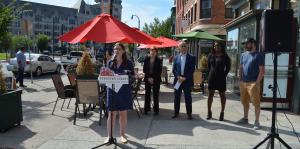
[61,51,96,70]
[6,53,61,77]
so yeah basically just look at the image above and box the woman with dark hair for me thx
[143,47,162,115]
[207,41,231,121]
[105,43,134,143]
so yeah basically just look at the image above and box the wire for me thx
[277,84,300,144]
[271,53,300,144]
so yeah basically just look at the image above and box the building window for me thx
[191,7,193,24]
[200,0,211,19]
[254,0,271,9]
[194,3,197,22]
[225,6,233,19]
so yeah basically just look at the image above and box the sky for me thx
[23,0,174,29]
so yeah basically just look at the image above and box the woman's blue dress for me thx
[107,59,134,111]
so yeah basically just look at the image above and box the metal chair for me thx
[132,78,143,118]
[51,74,76,115]
[74,79,103,125]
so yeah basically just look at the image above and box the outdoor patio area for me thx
[1,73,300,149]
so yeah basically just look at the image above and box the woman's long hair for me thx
[211,41,226,55]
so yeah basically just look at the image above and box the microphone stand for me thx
[92,84,124,149]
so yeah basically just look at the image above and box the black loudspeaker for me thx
[260,9,293,52]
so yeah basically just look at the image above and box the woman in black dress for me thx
[207,41,231,121]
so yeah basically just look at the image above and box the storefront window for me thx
[226,28,239,92]
[238,19,256,54]
[227,28,239,75]
[254,0,271,9]
[263,53,289,99]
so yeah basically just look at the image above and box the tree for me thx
[143,17,172,38]
[12,35,33,51]
[36,34,50,53]
[143,17,173,56]
[0,0,29,39]
[0,32,12,59]
[0,0,30,57]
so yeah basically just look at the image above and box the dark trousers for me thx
[174,84,192,116]
[144,81,160,113]
[16,68,24,86]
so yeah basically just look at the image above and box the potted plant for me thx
[76,50,97,79]
[0,65,23,132]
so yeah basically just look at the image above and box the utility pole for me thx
[52,17,55,59]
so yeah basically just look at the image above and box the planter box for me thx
[0,90,23,132]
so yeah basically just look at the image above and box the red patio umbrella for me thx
[138,36,179,49]
[59,14,161,44]
[132,28,160,43]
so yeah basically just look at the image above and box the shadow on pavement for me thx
[0,125,36,149]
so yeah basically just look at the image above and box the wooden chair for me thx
[74,79,102,125]
[67,73,77,109]
[132,78,143,118]
[193,70,203,92]
[67,73,76,87]
[51,74,76,115]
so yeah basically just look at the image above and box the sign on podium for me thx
[98,75,129,93]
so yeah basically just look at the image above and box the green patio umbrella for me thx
[173,29,223,41]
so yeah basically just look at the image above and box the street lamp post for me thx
[52,16,55,59]
[131,14,140,29]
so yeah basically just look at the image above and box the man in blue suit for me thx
[172,41,196,120]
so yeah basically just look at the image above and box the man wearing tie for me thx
[172,41,196,120]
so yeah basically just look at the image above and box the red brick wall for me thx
[175,0,232,34]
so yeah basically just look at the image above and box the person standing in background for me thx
[238,38,265,130]
[207,41,231,121]
[16,47,27,88]
[172,41,196,120]
[143,47,162,115]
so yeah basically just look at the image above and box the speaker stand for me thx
[253,53,291,149]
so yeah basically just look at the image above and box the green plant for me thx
[76,51,95,76]
[0,65,7,94]
[36,34,50,53]
[12,35,33,51]
[79,44,87,51]
[199,54,208,72]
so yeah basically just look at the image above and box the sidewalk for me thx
[0,74,300,149]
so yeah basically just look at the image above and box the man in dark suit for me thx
[172,41,196,120]
[143,48,162,115]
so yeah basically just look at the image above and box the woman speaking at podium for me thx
[105,43,134,144]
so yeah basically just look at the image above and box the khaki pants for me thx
[239,82,261,108]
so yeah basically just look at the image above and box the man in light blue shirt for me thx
[16,47,27,87]
[180,53,186,75]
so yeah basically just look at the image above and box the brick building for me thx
[175,0,233,68]
[175,0,233,36]
[96,0,122,19]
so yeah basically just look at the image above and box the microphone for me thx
[124,70,131,75]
